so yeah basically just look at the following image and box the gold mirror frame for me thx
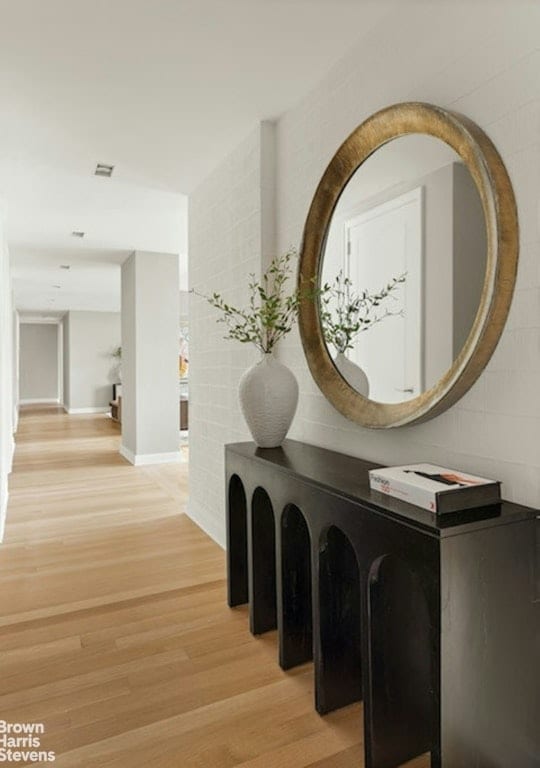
[298,102,518,428]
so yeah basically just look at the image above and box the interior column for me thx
[120,251,180,465]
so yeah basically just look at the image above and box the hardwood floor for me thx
[0,406,428,767]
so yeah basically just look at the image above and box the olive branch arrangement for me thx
[321,270,407,354]
[194,249,315,355]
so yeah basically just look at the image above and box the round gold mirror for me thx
[298,102,518,428]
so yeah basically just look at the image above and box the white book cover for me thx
[368,463,500,514]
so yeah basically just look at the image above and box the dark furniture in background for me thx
[110,396,121,423]
[110,384,122,423]
[180,397,188,430]
[226,440,538,768]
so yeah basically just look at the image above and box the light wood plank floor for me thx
[1,406,427,767]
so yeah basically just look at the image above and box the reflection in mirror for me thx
[320,134,487,405]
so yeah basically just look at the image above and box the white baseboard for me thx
[119,445,185,466]
[20,398,60,405]
[185,500,225,549]
[64,406,110,415]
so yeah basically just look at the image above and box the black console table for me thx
[225,440,538,768]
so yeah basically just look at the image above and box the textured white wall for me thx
[189,5,540,546]
[188,125,275,543]
[276,4,540,508]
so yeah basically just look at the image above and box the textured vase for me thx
[334,352,369,396]
[238,354,299,448]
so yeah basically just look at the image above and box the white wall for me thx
[12,311,19,432]
[189,5,540,546]
[19,323,59,402]
[0,217,14,541]
[121,256,136,450]
[63,310,121,413]
[62,312,70,409]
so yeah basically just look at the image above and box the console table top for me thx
[226,439,537,538]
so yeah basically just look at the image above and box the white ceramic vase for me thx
[334,351,369,396]
[238,353,299,448]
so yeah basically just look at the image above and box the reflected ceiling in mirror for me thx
[320,134,487,404]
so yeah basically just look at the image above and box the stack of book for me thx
[368,463,501,514]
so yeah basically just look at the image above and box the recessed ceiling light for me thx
[60,264,71,270]
[71,231,85,238]
[95,163,114,178]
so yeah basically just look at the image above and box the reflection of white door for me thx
[346,187,423,403]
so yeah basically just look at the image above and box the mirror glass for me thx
[320,134,487,404]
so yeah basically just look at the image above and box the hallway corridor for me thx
[0,407,373,767]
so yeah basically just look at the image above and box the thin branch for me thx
[322,270,407,353]
[192,249,318,354]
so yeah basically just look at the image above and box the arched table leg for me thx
[365,555,437,768]
[249,487,277,635]
[226,474,248,607]
[315,525,363,715]
[279,504,313,669]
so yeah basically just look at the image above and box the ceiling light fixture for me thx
[52,285,61,289]
[60,264,71,270]
[95,163,114,178]
[71,231,85,238]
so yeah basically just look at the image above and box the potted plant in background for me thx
[321,270,406,396]
[196,249,311,448]
[111,345,122,383]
